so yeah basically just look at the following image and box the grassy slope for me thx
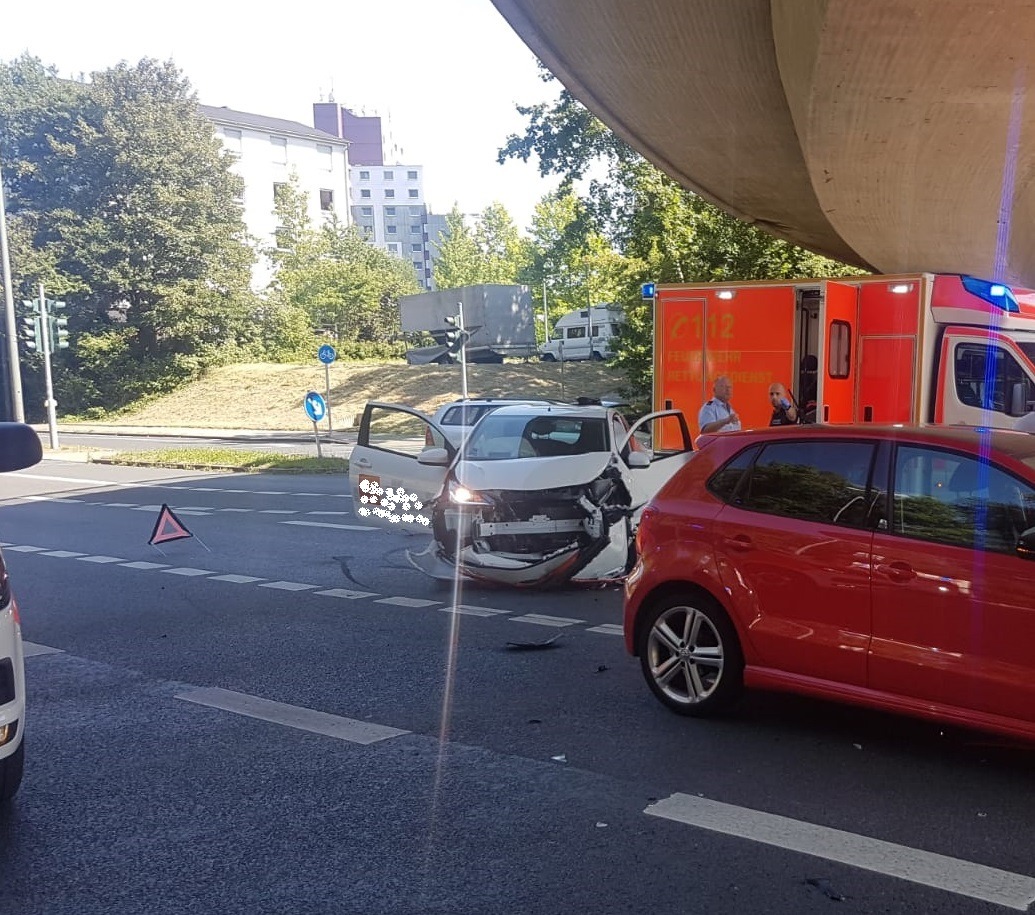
[88,360,628,431]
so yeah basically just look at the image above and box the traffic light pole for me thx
[37,284,58,450]
[0,156,24,422]
[457,301,468,400]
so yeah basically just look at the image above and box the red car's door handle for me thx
[876,561,916,583]
[722,535,753,552]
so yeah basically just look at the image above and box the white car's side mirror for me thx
[417,448,451,466]
[626,450,651,468]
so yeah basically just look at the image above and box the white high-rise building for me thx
[200,105,351,290]
[313,101,445,290]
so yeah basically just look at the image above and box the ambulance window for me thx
[954,343,1030,414]
[567,326,587,339]
[828,321,851,379]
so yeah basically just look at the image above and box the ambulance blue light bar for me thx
[641,282,656,299]
[961,275,1019,312]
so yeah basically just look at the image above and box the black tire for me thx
[637,593,743,716]
[0,739,24,804]
[540,353,557,362]
[591,351,605,361]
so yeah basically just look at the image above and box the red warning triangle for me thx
[149,503,194,545]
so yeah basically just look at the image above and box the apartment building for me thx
[200,105,351,289]
[313,102,442,290]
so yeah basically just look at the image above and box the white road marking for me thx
[22,641,64,657]
[218,507,253,513]
[210,574,266,584]
[316,588,378,600]
[175,510,212,516]
[13,473,349,498]
[103,502,136,508]
[646,793,1035,911]
[130,505,163,511]
[510,613,584,628]
[2,539,614,636]
[375,596,440,608]
[176,687,409,745]
[259,580,317,591]
[587,623,624,635]
[258,509,298,514]
[306,511,351,516]
[441,605,510,618]
[281,520,377,531]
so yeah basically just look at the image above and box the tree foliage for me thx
[266,175,421,350]
[432,203,529,289]
[500,70,865,395]
[0,54,259,414]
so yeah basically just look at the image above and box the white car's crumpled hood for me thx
[454,453,613,492]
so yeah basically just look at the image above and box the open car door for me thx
[619,410,694,514]
[350,402,456,532]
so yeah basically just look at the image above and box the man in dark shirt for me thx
[768,382,799,426]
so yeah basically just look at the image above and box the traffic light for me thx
[443,313,471,355]
[50,315,69,350]
[19,313,41,353]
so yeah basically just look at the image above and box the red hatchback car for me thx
[624,424,1035,741]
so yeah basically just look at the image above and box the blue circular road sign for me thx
[304,391,327,422]
[318,344,337,364]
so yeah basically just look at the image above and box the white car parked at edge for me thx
[349,402,694,587]
[0,423,44,805]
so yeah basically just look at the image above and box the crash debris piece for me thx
[505,634,562,651]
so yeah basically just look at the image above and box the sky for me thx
[0,0,562,232]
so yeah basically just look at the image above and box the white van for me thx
[539,307,624,362]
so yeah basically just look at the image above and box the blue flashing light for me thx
[641,282,656,300]
[961,275,1019,312]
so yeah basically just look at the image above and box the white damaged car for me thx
[349,402,694,587]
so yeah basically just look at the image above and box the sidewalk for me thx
[31,424,428,462]
[31,423,356,444]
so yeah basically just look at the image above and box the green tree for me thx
[499,73,864,395]
[519,190,639,341]
[0,54,259,413]
[473,202,528,284]
[432,205,483,289]
[266,176,421,350]
[433,202,530,289]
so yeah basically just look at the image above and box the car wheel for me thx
[638,594,743,716]
[540,353,557,362]
[591,351,605,361]
[0,740,24,804]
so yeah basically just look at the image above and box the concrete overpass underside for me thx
[491,0,1035,287]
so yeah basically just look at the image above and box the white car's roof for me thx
[483,404,612,420]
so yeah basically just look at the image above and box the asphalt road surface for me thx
[1,461,1033,914]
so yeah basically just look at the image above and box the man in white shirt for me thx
[698,375,741,434]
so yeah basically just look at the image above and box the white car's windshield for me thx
[462,414,609,460]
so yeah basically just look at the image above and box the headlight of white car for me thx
[449,479,490,505]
